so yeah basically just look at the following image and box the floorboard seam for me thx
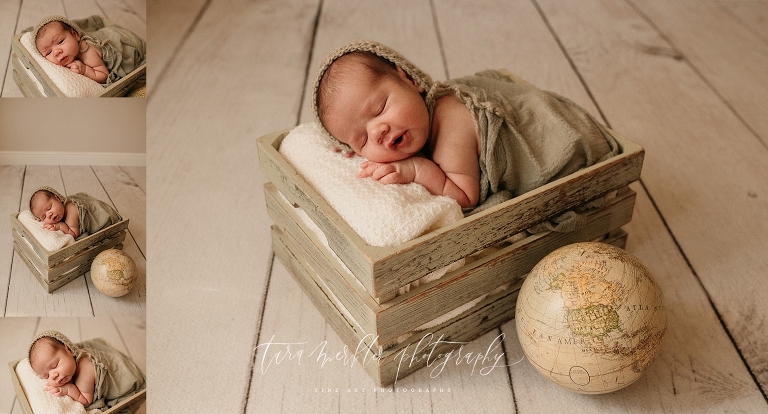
[638,179,767,401]
[428,0,449,80]
[295,0,324,126]
[240,250,275,414]
[149,0,213,102]
[625,0,768,151]
[530,0,611,129]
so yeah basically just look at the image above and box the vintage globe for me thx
[90,249,137,297]
[515,242,666,394]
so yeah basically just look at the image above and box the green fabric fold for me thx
[426,70,619,216]
[64,193,122,238]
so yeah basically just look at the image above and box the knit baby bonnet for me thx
[29,186,65,211]
[28,330,79,361]
[311,41,434,148]
[31,15,83,55]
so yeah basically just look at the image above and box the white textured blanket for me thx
[20,32,104,97]
[279,122,463,247]
[18,210,75,251]
[15,358,100,414]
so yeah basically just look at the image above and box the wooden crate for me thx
[257,71,645,384]
[273,223,628,385]
[10,33,146,97]
[258,126,644,303]
[10,213,129,293]
[8,359,145,414]
[268,183,636,352]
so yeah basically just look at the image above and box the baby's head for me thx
[313,41,434,163]
[29,188,65,224]
[28,332,77,385]
[33,17,81,66]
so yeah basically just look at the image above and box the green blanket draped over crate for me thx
[425,70,620,216]
[65,193,122,238]
[76,338,146,411]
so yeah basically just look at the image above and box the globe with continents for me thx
[90,249,137,297]
[515,242,666,394]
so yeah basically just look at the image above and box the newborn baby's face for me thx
[33,195,65,224]
[33,346,77,387]
[35,22,81,67]
[323,65,429,163]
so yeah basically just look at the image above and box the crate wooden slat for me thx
[8,360,146,414]
[10,213,129,293]
[11,213,129,267]
[11,33,146,97]
[257,127,644,302]
[267,183,636,350]
[273,224,629,385]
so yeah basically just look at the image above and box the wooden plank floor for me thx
[0,317,145,414]
[0,0,146,97]
[140,0,765,412]
[0,165,146,317]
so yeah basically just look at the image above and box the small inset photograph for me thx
[2,0,146,97]
[0,317,146,414]
[0,99,145,317]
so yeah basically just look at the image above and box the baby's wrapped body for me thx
[32,15,146,86]
[65,193,122,238]
[427,70,619,213]
[77,338,146,410]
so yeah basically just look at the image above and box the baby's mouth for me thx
[391,132,407,149]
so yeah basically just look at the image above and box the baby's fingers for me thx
[370,165,398,181]
[358,161,378,178]
[332,147,356,158]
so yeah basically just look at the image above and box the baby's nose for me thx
[371,124,389,143]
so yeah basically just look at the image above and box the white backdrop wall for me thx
[0,99,145,165]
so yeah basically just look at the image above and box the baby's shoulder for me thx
[431,94,478,153]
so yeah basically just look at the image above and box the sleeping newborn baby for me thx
[28,330,145,410]
[314,41,620,213]
[32,15,146,85]
[29,186,121,239]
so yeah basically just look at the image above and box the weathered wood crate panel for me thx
[10,213,129,293]
[8,360,145,414]
[273,224,628,386]
[257,127,644,302]
[267,183,636,350]
[11,34,146,97]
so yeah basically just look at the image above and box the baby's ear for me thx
[71,28,80,41]
[396,66,424,93]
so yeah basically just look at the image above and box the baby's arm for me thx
[359,94,480,208]
[62,202,80,238]
[45,355,96,405]
[44,203,80,237]
[68,44,108,83]
[360,157,478,207]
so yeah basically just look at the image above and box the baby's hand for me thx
[44,383,68,397]
[42,222,58,231]
[332,147,357,158]
[359,160,416,184]
[67,60,86,74]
